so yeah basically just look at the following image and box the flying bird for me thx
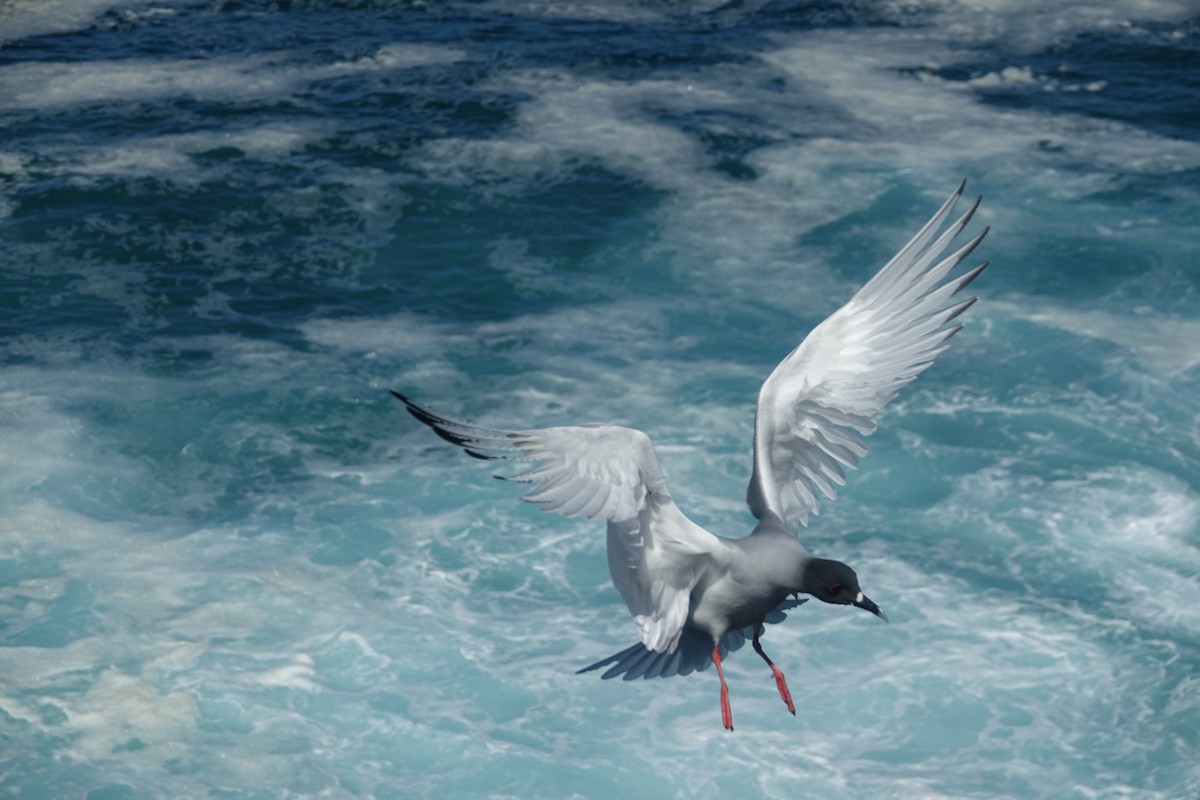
[394,182,988,730]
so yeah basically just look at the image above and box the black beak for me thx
[853,592,889,623]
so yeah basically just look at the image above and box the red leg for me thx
[753,629,795,715]
[712,643,733,731]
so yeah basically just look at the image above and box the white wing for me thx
[394,393,723,653]
[747,182,989,530]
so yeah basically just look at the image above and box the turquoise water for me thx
[1,1,1198,798]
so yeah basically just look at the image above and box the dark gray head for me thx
[802,558,888,622]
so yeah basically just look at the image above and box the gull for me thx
[394,182,988,730]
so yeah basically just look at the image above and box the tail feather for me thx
[577,597,807,680]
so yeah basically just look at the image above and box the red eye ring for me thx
[828,583,843,594]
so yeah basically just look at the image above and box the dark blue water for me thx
[2,1,1198,798]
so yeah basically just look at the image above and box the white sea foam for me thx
[915,0,1195,52]
[23,120,344,190]
[488,0,671,23]
[759,29,1200,190]
[0,0,173,45]
[0,424,430,789]
[407,12,1199,330]
[991,299,1200,375]
[414,74,712,194]
[0,43,467,110]
[62,669,197,761]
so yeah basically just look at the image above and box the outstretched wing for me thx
[394,393,723,654]
[747,182,989,530]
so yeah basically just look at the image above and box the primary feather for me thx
[747,181,988,529]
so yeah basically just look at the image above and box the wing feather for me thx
[394,392,723,654]
[747,182,988,530]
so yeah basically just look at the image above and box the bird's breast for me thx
[688,572,791,641]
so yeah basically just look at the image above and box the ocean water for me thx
[1,1,1198,797]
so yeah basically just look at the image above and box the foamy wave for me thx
[0,0,165,46]
[0,44,467,110]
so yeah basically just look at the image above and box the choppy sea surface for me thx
[2,1,1199,798]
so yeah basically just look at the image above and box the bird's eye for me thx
[828,583,843,595]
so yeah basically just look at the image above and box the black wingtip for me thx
[391,390,426,416]
[395,394,446,430]
[391,388,447,429]
[429,425,473,448]
[390,390,429,423]
[952,178,986,216]
[964,193,982,220]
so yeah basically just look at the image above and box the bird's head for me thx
[802,558,888,622]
